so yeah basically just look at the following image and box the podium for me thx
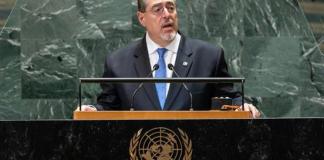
[73,110,252,120]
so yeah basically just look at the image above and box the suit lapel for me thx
[164,36,193,110]
[133,38,161,110]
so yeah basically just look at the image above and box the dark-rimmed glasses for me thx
[146,3,176,16]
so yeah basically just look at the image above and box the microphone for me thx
[130,64,159,110]
[167,64,194,111]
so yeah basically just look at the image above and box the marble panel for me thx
[244,0,313,37]
[0,0,323,119]
[184,0,244,40]
[76,35,132,101]
[0,98,77,120]
[20,0,104,39]
[0,30,20,99]
[257,96,301,117]
[241,37,318,97]
[77,0,132,38]
[302,37,324,96]
[300,97,324,117]
[21,39,77,98]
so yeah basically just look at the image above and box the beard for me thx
[160,31,176,42]
[159,18,177,42]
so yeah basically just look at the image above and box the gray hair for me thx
[137,0,176,12]
[137,0,147,12]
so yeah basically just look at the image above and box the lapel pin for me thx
[182,61,188,66]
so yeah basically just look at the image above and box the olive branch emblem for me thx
[129,128,192,160]
[130,128,142,160]
[178,128,192,160]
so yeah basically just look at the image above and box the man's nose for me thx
[161,7,171,17]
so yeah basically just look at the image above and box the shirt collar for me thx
[146,32,181,55]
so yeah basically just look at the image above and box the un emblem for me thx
[129,127,192,160]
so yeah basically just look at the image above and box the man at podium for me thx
[80,0,260,118]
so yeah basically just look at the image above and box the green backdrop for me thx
[0,0,323,119]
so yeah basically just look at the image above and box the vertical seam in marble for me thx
[203,0,210,37]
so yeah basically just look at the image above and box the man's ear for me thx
[137,11,146,27]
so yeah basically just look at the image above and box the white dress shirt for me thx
[146,32,181,96]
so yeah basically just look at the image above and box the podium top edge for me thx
[79,77,245,83]
[73,110,252,120]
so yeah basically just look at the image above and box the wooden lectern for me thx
[76,78,249,120]
[73,110,251,120]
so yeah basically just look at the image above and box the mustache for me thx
[161,20,174,27]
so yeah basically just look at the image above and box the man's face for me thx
[137,0,179,45]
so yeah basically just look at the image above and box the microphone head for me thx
[153,64,159,70]
[167,64,174,70]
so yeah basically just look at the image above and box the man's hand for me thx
[236,103,261,118]
[75,105,97,112]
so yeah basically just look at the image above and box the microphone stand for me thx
[168,64,194,111]
[130,64,159,110]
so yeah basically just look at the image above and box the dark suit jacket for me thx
[96,34,240,110]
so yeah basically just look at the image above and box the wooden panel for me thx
[301,2,324,14]
[0,20,4,27]
[0,0,16,10]
[73,110,252,120]
[309,23,324,34]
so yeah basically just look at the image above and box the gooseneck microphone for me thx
[167,64,194,111]
[130,64,159,111]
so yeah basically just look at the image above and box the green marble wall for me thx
[0,0,323,119]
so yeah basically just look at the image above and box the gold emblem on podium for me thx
[129,127,192,160]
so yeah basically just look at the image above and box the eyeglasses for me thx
[147,3,176,16]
